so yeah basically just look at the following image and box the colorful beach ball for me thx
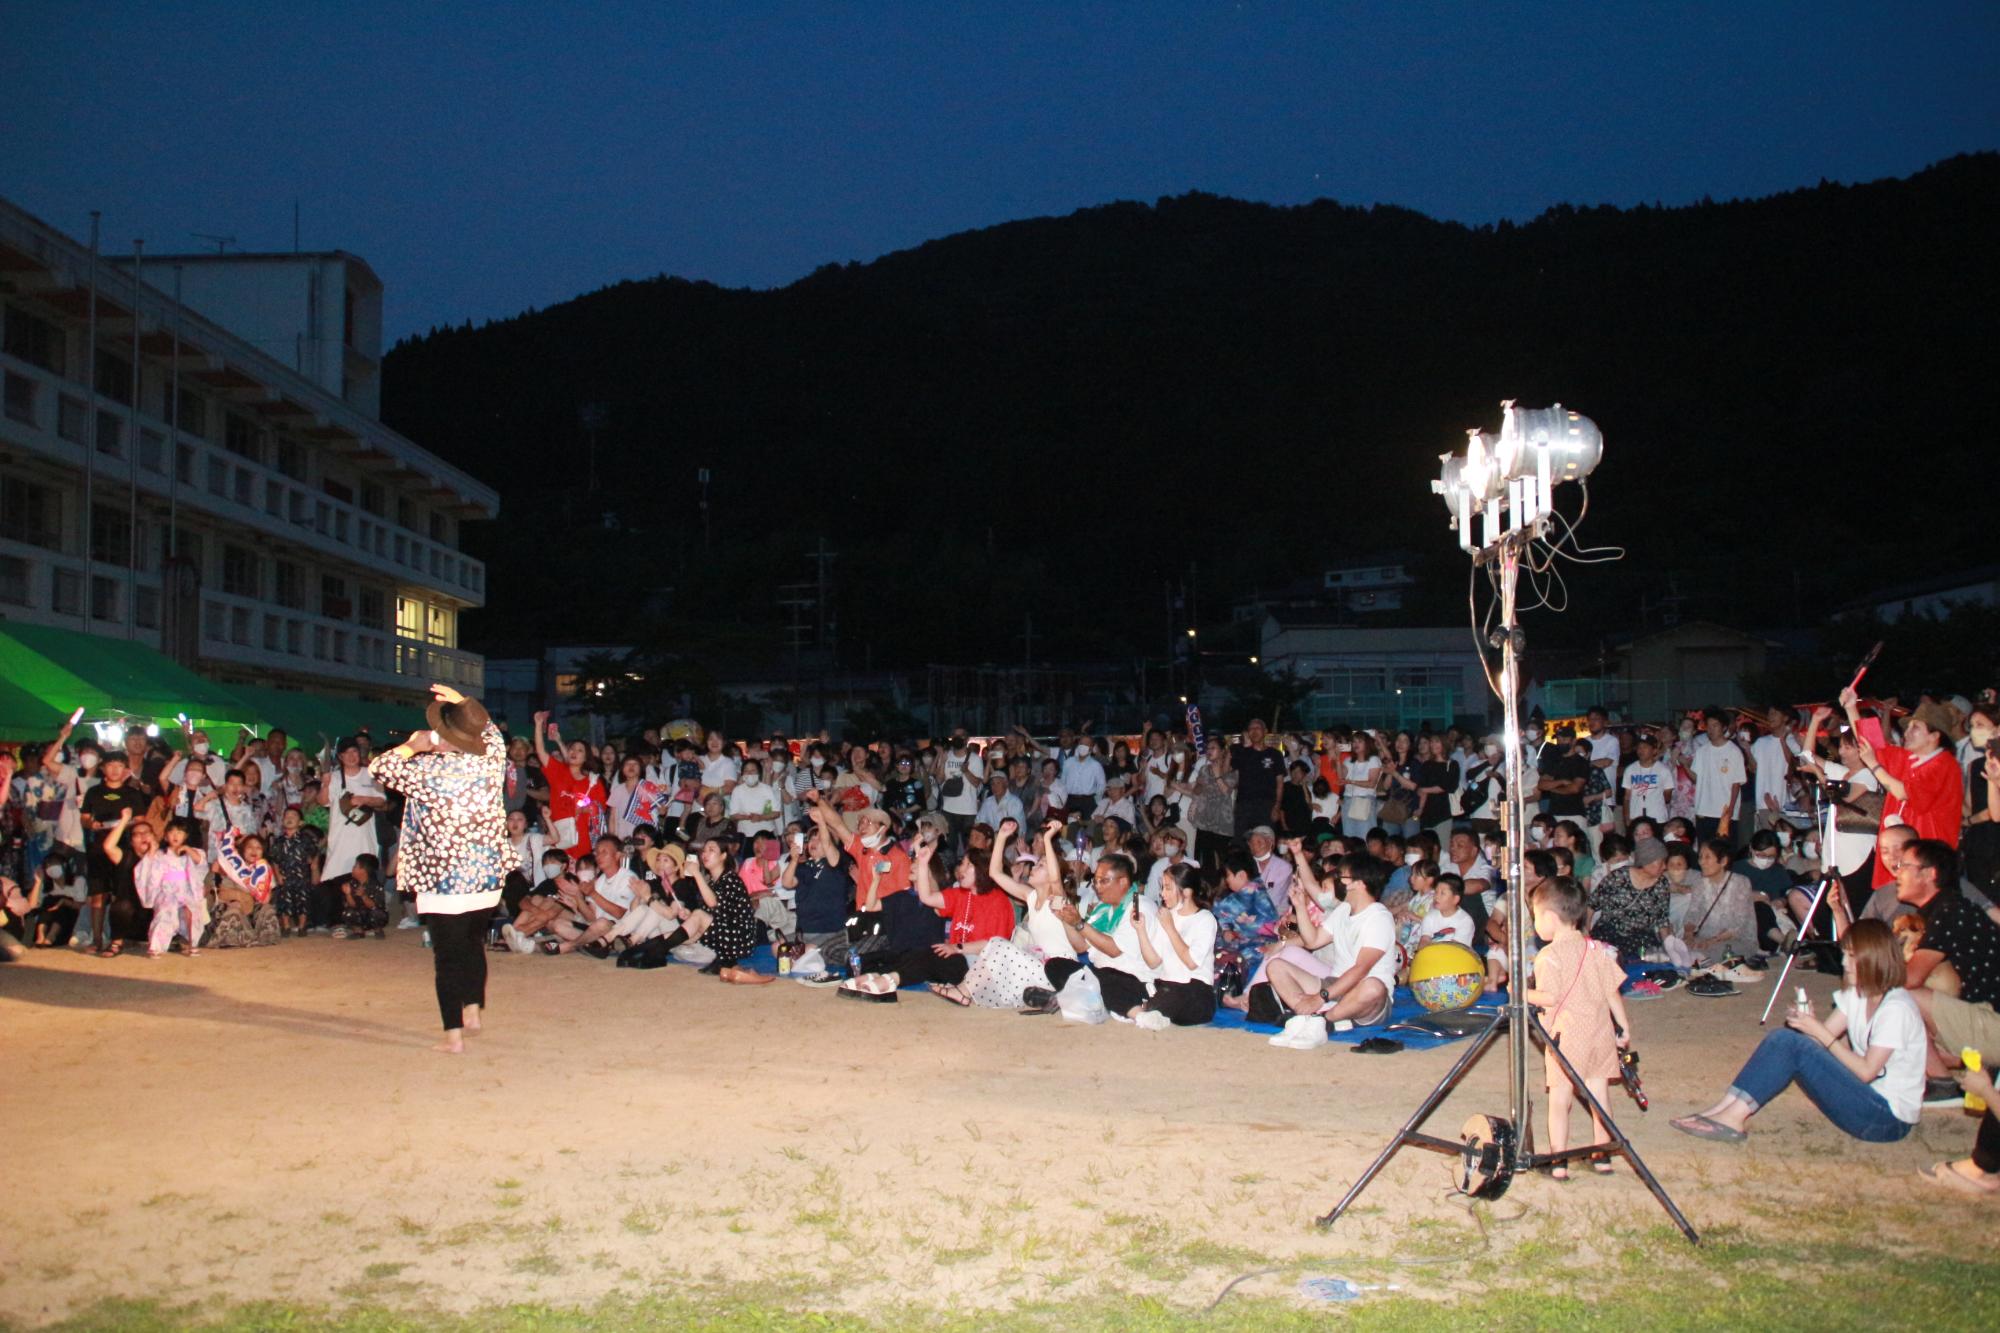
[1409,941,1485,1013]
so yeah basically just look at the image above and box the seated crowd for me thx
[7,687,2000,1187]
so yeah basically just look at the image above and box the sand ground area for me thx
[2,934,1993,1326]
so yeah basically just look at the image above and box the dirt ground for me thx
[0,934,1986,1326]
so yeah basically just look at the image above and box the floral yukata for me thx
[135,848,209,956]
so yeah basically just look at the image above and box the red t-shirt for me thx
[542,759,607,859]
[937,885,1017,946]
[1871,745,1962,887]
[843,834,912,909]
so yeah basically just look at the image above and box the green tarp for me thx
[222,683,418,747]
[0,675,69,736]
[0,622,259,732]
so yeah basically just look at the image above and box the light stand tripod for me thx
[1759,776,1844,1026]
[1318,407,1696,1242]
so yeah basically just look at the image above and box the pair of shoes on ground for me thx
[837,971,900,1003]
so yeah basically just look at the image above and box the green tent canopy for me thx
[0,675,70,738]
[0,622,258,732]
[219,683,422,749]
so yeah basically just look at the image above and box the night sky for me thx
[6,2,1995,340]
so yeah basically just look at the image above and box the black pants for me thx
[1194,828,1233,870]
[1695,816,1734,849]
[866,945,970,986]
[421,907,492,1032]
[1044,957,1148,1013]
[1143,978,1216,1026]
[1973,1110,2000,1175]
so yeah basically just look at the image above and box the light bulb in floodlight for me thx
[145,723,160,737]
[1433,454,1467,512]
[1464,431,1494,499]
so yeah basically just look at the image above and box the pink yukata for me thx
[135,848,209,956]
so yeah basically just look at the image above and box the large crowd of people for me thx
[5,686,2000,1189]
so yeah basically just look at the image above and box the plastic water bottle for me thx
[1297,1277,1366,1303]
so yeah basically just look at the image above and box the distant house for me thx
[1230,554,1419,626]
[1842,564,2000,623]
[1541,621,1779,720]
[1257,611,1492,729]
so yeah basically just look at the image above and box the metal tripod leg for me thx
[1761,874,1833,1026]
[1317,1013,1508,1230]
[1527,1010,1700,1242]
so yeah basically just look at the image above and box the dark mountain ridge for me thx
[383,153,1999,667]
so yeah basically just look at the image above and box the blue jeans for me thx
[1727,1028,1911,1142]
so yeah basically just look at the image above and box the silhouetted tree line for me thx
[381,154,1998,670]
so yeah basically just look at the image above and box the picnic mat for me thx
[1208,986,1504,1051]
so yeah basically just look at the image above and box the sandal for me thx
[1590,1152,1615,1176]
[1549,1166,1570,1182]
[1920,1161,2000,1196]
[538,939,564,956]
[100,941,124,958]
[929,982,972,1007]
[1669,1113,1746,1142]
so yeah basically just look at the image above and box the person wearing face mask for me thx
[166,724,229,793]
[727,761,782,839]
[1060,737,1107,822]
[1958,705,2000,899]
[804,793,911,925]
[1733,829,1797,948]
[503,852,579,951]
[1242,825,1293,913]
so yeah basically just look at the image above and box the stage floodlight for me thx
[1501,403,1602,484]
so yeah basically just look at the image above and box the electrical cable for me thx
[1205,1169,1529,1312]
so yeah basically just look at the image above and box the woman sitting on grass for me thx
[1127,862,1218,1028]
[956,818,1076,1008]
[1671,920,1922,1144]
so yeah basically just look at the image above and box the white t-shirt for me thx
[1622,759,1673,821]
[1341,758,1382,818]
[1326,898,1399,993]
[1418,907,1477,947]
[1820,759,1881,876]
[1141,750,1176,802]
[1587,733,1622,822]
[940,750,983,816]
[1692,737,1746,819]
[1750,734,1798,812]
[1145,907,1217,986]
[1143,854,1188,903]
[727,779,781,827]
[699,754,741,792]
[591,866,643,917]
[1090,896,1155,980]
[1833,986,1927,1124]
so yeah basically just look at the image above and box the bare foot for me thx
[463,1005,483,1033]
[433,1030,466,1054]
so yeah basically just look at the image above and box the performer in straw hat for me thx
[369,684,509,1054]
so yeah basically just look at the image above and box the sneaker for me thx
[331,926,349,940]
[1107,1010,1134,1024]
[1268,1015,1330,1050]
[396,916,422,930]
[1685,976,1738,997]
[1133,1009,1172,1030]
[502,925,537,956]
[1924,1077,1966,1108]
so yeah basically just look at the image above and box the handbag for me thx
[1379,796,1412,826]
[941,776,965,800]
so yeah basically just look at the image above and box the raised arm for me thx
[987,819,1034,902]
[911,836,947,911]
[100,808,134,864]
[532,710,553,768]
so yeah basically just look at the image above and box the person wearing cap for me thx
[1840,686,1963,893]
[1246,825,1292,912]
[1587,836,1673,961]
[1092,772,1136,827]
[804,794,910,915]
[975,771,1025,832]
[369,684,509,1054]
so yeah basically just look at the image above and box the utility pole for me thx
[778,579,817,735]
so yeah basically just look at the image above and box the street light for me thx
[1433,400,1603,554]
